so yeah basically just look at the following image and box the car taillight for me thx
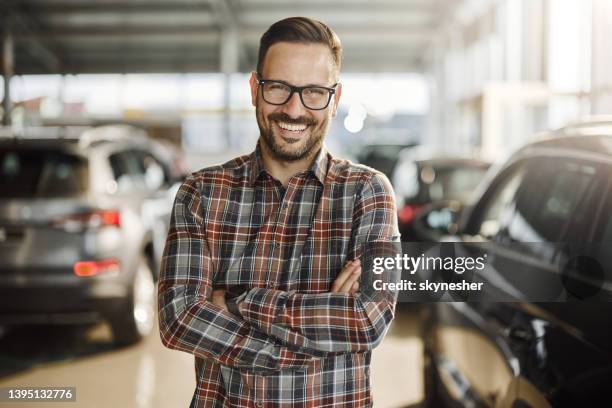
[53,210,121,231]
[74,259,120,277]
[398,204,422,226]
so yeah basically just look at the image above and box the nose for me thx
[280,91,306,118]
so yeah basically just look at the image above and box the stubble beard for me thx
[256,102,330,162]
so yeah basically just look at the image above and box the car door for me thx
[131,148,176,270]
[424,160,528,408]
[469,157,602,301]
[460,155,608,407]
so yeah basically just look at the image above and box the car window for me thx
[0,148,89,198]
[471,158,599,243]
[133,150,171,190]
[427,165,488,202]
[508,159,598,242]
[595,175,612,242]
[471,163,526,239]
[108,150,147,192]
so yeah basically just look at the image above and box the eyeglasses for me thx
[256,74,338,110]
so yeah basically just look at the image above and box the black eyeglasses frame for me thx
[256,74,338,111]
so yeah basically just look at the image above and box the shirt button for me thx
[256,401,264,408]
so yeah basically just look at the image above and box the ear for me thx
[249,72,259,107]
[331,82,342,117]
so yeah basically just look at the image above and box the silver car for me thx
[0,125,186,345]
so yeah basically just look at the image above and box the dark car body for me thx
[422,123,612,407]
[0,125,187,344]
[391,147,490,241]
[355,143,417,180]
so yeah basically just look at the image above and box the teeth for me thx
[278,121,307,132]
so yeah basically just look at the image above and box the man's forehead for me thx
[261,42,337,84]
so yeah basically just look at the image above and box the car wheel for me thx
[110,256,156,345]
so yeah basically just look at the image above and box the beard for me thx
[256,102,330,162]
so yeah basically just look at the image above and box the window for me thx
[508,159,598,242]
[471,158,599,244]
[0,148,88,198]
[471,163,526,239]
[596,175,612,242]
[133,150,171,191]
[108,150,147,192]
[426,165,488,203]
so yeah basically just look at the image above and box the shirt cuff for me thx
[240,288,291,330]
[226,289,248,317]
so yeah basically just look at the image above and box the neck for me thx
[259,142,321,187]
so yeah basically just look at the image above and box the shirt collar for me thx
[248,142,329,186]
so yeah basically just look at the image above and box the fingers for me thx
[330,260,357,292]
[212,289,225,299]
[331,259,361,293]
[211,289,228,311]
[338,264,361,293]
[350,281,359,295]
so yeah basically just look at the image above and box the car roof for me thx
[396,145,490,167]
[0,136,84,156]
[529,134,612,155]
[0,125,151,154]
[520,122,612,160]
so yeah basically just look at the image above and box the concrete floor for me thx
[0,308,423,408]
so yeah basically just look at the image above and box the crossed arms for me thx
[157,174,399,373]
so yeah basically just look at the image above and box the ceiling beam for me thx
[208,0,251,72]
[16,1,212,13]
[1,1,61,72]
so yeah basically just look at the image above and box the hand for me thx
[331,259,361,294]
[211,289,228,312]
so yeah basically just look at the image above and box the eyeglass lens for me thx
[262,82,331,109]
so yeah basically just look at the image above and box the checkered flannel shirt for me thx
[158,144,399,407]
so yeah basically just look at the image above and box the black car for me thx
[391,147,490,241]
[355,143,417,180]
[420,122,612,408]
[0,125,187,345]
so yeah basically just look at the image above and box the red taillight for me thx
[53,210,121,231]
[398,204,422,226]
[100,211,121,227]
[74,259,120,277]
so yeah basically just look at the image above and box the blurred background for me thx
[1,1,612,407]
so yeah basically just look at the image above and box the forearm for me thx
[238,173,401,353]
[158,282,316,372]
[158,177,315,372]
[238,288,395,353]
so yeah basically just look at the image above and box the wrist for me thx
[225,285,249,317]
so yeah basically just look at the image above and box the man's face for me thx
[250,42,342,162]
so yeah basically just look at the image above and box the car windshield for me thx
[427,165,487,202]
[0,148,89,198]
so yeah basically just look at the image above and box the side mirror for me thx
[412,200,463,241]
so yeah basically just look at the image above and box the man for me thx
[158,17,399,407]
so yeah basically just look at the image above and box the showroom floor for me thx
[0,307,423,408]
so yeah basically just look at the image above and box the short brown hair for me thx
[256,17,342,77]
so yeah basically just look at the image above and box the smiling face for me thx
[250,42,342,163]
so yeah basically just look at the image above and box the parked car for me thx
[0,125,187,345]
[355,143,417,180]
[420,121,612,407]
[391,147,490,241]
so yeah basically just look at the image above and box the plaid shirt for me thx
[158,145,399,407]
